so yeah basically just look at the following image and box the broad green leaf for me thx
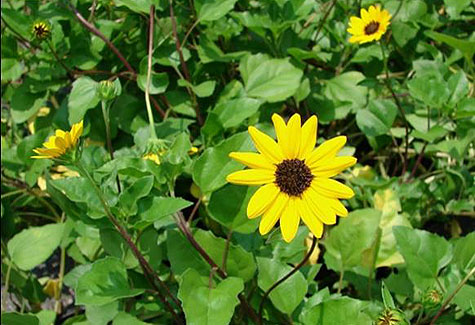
[207,184,259,233]
[166,229,209,275]
[192,132,254,193]
[211,97,262,129]
[452,232,475,272]
[381,282,396,309]
[85,301,119,325]
[373,189,412,268]
[407,73,450,108]
[197,35,247,63]
[300,297,374,325]
[51,177,105,219]
[68,77,100,124]
[257,257,307,315]
[195,0,238,22]
[324,209,381,272]
[386,0,427,22]
[394,226,453,290]
[324,72,368,112]
[1,8,32,39]
[178,79,216,98]
[411,126,448,143]
[1,312,39,325]
[8,223,65,271]
[138,196,192,223]
[118,175,154,217]
[241,54,303,103]
[195,230,257,282]
[356,100,397,137]
[425,31,475,62]
[1,58,23,82]
[113,312,149,325]
[137,72,169,95]
[75,257,144,305]
[444,0,472,18]
[178,269,244,325]
[10,83,46,123]
[392,21,418,47]
[447,70,469,107]
[114,0,163,13]
[453,285,475,315]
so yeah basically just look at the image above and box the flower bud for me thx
[377,308,409,325]
[32,21,51,40]
[422,289,442,309]
[97,79,121,101]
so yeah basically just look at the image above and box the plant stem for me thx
[168,0,203,125]
[187,198,201,225]
[221,230,233,273]
[258,236,318,324]
[313,0,337,43]
[101,100,121,192]
[380,40,409,178]
[145,5,158,140]
[337,269,345,294]
[1,259,13,311]
[430,267,475,325]
[74,162,183,322]
[55,233,66,314]
[46,40,75,81]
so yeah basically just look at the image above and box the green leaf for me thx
[138,196,192,223]
[408,73,450,108]
[211,97,262,129]
[207,184,259,233]
[192,132,254,193]
[195,0,238,22]
[1,312,39,325]
[381,282,396,309]
[114,0,161,13]
[75,257,144,305]
[257,257,307,315]
[444,0,472,18]
[166,230,209,275]
[447,70,469,107]
[324,209,381,272]
[300,297,374,325]
[119,175,154,217]
[113,312,149,325]
[178,79,216,98]
[411,126,448,143]
[178,269,244,325]
[1,58,24,82]
[241,54,303,103]
[452,232,475,273]
[137,72,169,95]
[68,77,100,124]
[356,100,398,137]
[85,301,119,325]
[8,223,65,271]
[324,72,368,112]
[392,21,418,47]
[10,83,46,123]
[1,8,32,39]
[425,31,475,62]
[394,226,453,290]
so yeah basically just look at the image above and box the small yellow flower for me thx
[347,5,391,44]
[32,121,84,159]
[32,21,50,40]
[226,113,356,243]
[188,146,199,155]
[143,152,162,165]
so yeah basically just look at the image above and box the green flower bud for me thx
[422,289,442,309]
[97,80,121,101]
[377,308,409,325]
[32,21,51,40]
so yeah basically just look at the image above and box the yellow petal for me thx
[304,188,337,225]
[297,198,324,238]
[284,114,301,158]
[312,178,355,199]
[311,156,357,178]
[71,120,84,144]
[328,199,349,217]
[44,136,58,149]
[229,152,275,170]
[360,8,370,23]
[54,136,67,151]
[298,115,317,159]
[368,5,380,21]
[349,16,364,28]
[280,198,300,242]
[271,114,288,149]
[248,126,285,163]
[305,136,347,166]
[259,193,289,235]
[226,169,275,185]
[64,132,72,148]
[247,183,280,219]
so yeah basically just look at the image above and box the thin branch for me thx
[313,0,337,43]
[221,230,233,273]
[168,0,203,125]
[258,236,318,324]
[430,267,475,325]
[187,198,201,225]
[68,2,135,74]
[145,5,158,140]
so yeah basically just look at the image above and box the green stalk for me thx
[145,6,158,140]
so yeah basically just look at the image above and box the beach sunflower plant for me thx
[2,1,474,325]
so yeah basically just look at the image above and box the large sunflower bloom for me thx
[32,121,84,159]
[226,114,356,242]
[347,5,391,44]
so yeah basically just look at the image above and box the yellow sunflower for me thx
[226,114,356,243]
[32,121,84,159]
[347,5,391,44]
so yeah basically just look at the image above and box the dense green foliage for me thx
[1,0,474,324]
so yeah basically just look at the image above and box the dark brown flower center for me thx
[34,24,49,38]
[275,159,313,197]
[364,21,380,35]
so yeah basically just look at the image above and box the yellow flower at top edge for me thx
[347,5,391,44]
[226,113,357,243]
[32,121,84,159]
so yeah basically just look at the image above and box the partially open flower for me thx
[377,309,409,325]
[32,21,51,40]
[347,5,391,44]
[226,113,356,242]
[32,121,83,161]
